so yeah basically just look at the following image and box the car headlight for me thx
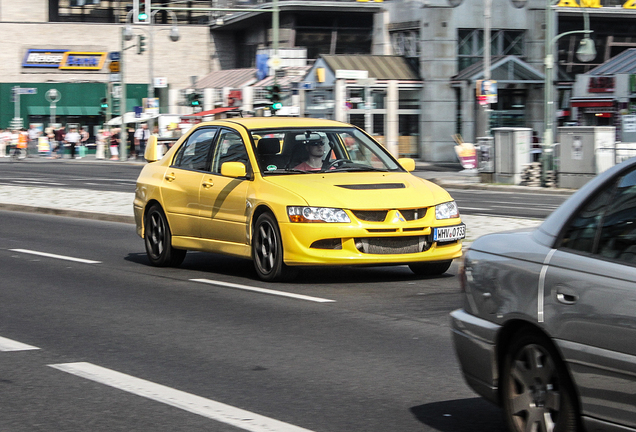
[288,206,351,223]
[435,201,459,219]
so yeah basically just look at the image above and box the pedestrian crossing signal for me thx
[99,97,108,116]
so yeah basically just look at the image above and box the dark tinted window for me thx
[211,130,249,175]
[597,169,636,263]
[559,185,614,254]
[173,128,217,171]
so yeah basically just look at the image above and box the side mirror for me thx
[221,161,247,178]
[398,157,415,172]
[144,135,160,162]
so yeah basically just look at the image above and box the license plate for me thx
[434,224,466,242]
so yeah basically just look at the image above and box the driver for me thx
[294,138,325,171]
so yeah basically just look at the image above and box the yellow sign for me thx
[557,0,636,8]
[109,61,120,73]
[59,52,107,70]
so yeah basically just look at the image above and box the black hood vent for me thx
[336,183,406,190]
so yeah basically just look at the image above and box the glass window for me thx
[211,130,249,174]
[597,169,636,263]
[173,127,217,171]
[348,88,366,109]
[457,29,525,71]
[399,90,420,109]
[373,114,385,136]
[559,185,615,254]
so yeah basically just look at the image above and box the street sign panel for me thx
[109,61,120,72]
[109,51,121,61]
[16,88,37,95]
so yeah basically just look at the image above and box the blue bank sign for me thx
[22,49,107,71]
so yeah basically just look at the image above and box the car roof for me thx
[196,117,351,130]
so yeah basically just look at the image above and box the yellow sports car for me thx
[134,117,465,281]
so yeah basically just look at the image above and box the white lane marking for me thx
[10,249,101,264]
[49,362,315,432]
[458,207,490,211]
[190,279,335,303]
[0,336,40,352]
[12,180,66,186]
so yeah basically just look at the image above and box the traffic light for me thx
[269,84,282,111]
[137,34,146,55]
[99,97,108,116]
[188,91,202,110]
[133,0,151,24]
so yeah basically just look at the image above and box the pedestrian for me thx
[27,124,41,156]
[54,127,65,158]
[109,127,120,160]
[134,123,149,159]
[79,126,90,159]
[127,126,136,158]
[0,128,8,157]
[64,127,81,159]
[95,129,106,159]
[17,128,28,159]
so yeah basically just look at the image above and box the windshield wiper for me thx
[327,166,389,172]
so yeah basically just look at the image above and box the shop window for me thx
[373,114,385,136]
[372,91,386,109]
[457,29,525,71]
[349,114,365,130]
[347,88,366,110]
[399,90,420,109]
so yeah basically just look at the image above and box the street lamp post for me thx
[543,2,595,179]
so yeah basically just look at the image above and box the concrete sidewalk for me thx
[0,184,543,246]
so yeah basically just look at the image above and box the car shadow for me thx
[410,398,506,432]
[126,251,458,284]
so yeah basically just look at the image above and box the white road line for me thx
[10,249,102,264]
[49,362,315,432]
[458,207,490,211]
[190,279,335,303]
[12,180,66,186]
[0,336,40,352]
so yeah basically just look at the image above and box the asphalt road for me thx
[0,160,570,219]
[0,210,507,432]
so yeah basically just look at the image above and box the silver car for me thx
[451,157,636,432]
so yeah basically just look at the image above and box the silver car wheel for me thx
[502,332,577,432]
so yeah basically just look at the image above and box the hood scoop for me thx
[336,183,406,190]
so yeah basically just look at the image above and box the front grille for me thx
[354,236,432,254]
[310,238,342,250]
[400,208,427,221]
[351,210,388,222]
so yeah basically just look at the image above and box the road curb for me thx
[0,203,134,224]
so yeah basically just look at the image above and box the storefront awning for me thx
[27,106,101,116]
[570,98,614,108]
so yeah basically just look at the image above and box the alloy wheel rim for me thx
[149,212,165,258]
[508,344,561,432]
[256,221,276,273]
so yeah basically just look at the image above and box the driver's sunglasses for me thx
[306,141,324,146]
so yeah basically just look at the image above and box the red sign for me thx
[588,76,615,93]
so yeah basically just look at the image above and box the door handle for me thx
[202,179,214,188]
[556,291,578,305]
[164,172,176,182]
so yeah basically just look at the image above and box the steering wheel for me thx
[326,158,350,169]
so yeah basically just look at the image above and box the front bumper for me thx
[450,309,501,405]
[279,220,463,266]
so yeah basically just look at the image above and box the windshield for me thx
[250,127,402,174]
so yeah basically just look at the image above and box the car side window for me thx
[559,184,614,254]
[597,169,636,263]
[211,129,249,175]
[173,128,217,171]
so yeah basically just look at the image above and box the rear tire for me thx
[252,212,297,282]
[144,205,186,267]
[501,330,578,432]
[408,260,452,276]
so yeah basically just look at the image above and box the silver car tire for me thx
[502,331,578,432]
[144,205,187,267]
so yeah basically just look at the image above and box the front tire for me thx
[408,260,452,276]
[252,213,296,281]
[144,205,186,267]
[501,331,578,432]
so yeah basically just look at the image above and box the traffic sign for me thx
[109,61,120,73]
[109,51,121,61]
[15,88,37,95]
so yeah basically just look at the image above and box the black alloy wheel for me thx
[144,205,187,267]
[252,212,296,282]
[502,331,578,432]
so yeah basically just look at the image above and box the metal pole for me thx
[543,0,555,153]
[483,0,492,136]
[120,26,128,161]
[148,11,157,135]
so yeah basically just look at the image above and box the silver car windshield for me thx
[250,128,401,174]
